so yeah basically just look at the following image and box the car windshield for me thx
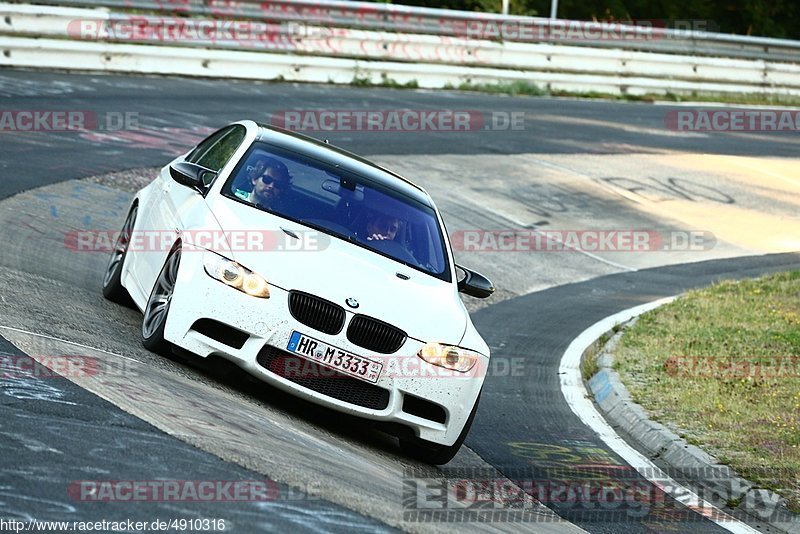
[222,142,450,280]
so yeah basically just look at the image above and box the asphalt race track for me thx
[0,69,799,533]
[0,337,395,532]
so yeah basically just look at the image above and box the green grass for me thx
[446,81,800,106]
[581,353,600,382]
[351,74,419,89]
[652,91,800,107]
[582,331,612,381]
[613,271,800,511]
[445,80,546,97]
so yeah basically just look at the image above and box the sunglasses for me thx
[259,174,288,187]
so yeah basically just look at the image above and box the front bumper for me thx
[163,249,486,446]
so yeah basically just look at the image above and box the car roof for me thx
[255,123,433,207]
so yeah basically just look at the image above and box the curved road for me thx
[0,69,798,533]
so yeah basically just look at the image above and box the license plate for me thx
[287,331,383,383]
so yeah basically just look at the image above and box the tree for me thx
[372,0,800,39]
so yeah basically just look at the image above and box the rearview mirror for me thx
[321,178,364,201]
[456,265,495,299]
[169,162,216,192]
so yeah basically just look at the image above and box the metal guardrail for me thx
[1,2,799,96]
[16,0,800,62]
[6,4,797,85]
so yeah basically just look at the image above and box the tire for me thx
[400,391,481,465]
[102,205,137,304]
[141,247,181,353]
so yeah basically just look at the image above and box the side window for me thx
[187,125,247,176]
[186,128,229,164]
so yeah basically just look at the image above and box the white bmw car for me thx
[102,120,494,464]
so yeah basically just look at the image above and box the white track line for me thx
[558,297,761,534]
[0,324,143,363]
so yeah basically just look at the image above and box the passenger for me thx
[365,213,401,241]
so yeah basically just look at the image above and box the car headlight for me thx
[203,251,270,298]
[418,342,481,373]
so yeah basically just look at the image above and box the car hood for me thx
[207,198,467,345]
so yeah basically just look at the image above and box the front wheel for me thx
[142,247,181,353]
[399,391,481,465]
[102,205,137,303]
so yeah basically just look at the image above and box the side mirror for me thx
[456,265,495,299]
[169,162,216,192]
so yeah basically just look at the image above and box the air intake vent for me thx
[346,315,406,354]
[403,393,447,424]
[288,291,345,335]
[256,345,390,410]
[190,319,249,349]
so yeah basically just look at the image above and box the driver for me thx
[245,158,293,211]
[233,156,269,198]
